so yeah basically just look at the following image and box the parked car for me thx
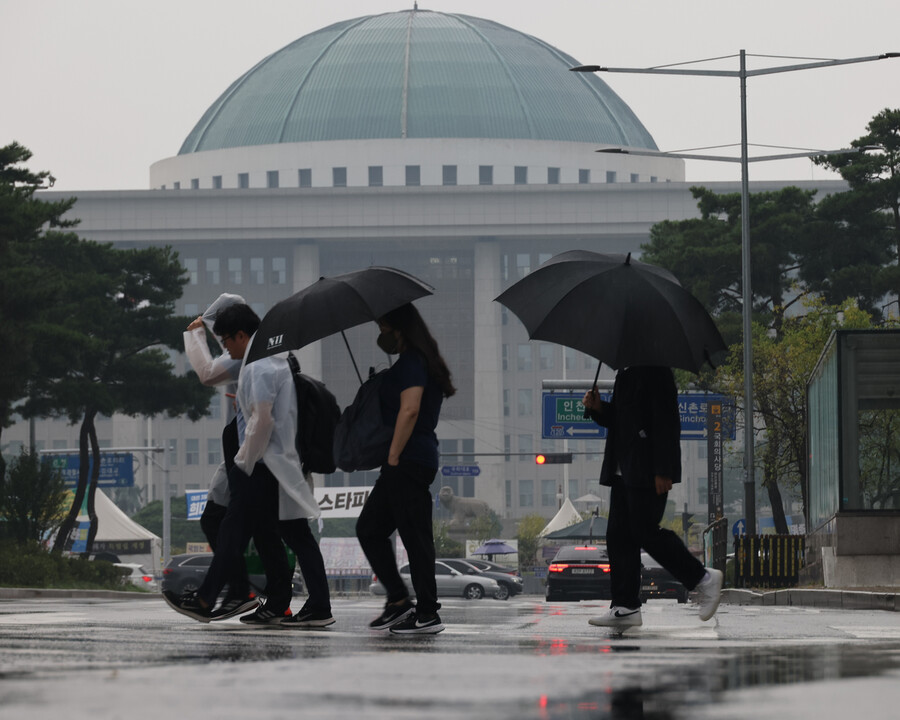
[369,560,500,599]
[545,545,611,602]
[640,552,688,603]
[465,558,519,576]
[114,563,158,592]
[438,558,524,600]
[161,553,303,597]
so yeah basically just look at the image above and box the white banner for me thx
[314,485,371,519]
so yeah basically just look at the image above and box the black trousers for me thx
[356,462,440,616]
[198,463,292,610]
[606,478,706,609]
[278,517,331,612]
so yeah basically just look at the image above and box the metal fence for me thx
[733,534,805,589]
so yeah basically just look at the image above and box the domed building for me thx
[15,9,837,547]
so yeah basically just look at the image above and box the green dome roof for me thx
[179,10,658,154]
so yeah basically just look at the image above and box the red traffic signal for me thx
[535,452,573,465]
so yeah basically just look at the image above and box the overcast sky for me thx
[3,0,898,191]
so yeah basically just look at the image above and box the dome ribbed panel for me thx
[178,10,658,154]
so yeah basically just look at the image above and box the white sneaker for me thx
[588,606,642,628]
[696,569,723,621]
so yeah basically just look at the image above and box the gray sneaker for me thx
[696,568,723,621]
[588,606,642,628]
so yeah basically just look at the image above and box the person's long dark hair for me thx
[379,303,456,398]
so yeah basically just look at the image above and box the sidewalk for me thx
[722,587,900,611]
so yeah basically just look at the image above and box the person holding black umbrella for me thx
[356,303,456,635]
[582,366,723,629]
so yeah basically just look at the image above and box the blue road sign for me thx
[441,465,481,477]
[541,393,607,440]
[46,453,135,488]
[732,518,746,536]
[186,490,209,520]
[680,394,735,440]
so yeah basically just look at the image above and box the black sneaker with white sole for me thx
[369,599,415,630]
[163,590,213,623]
[239,606,292,626]
[210,594,260,621]
[389,612,444,635]
[281,605,335,628]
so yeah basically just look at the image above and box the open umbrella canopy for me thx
[472,539,517,555]
[246,267,433,364]
[494,250,726,374]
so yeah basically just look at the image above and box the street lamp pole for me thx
[574,50,897,536]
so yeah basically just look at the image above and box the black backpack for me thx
[333,368,394,472]
[286,353,340,476]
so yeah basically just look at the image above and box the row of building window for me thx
[182,257,287,286]
[505,478,601,508]
[165,166,661,190]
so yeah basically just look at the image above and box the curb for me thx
[722,587,900,611]
[0,588,160,600]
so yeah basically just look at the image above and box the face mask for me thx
[377,331,401,355]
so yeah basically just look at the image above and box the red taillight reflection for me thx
[163,568,173,575]
[141,576,153,583]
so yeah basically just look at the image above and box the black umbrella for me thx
[543,515,608,541]
[495,250,726,375]
[245,267,434,377]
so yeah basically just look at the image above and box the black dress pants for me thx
[278,517,331,612]
[198,463,291,610]
[606,478,706,609]
[356,461,440,616]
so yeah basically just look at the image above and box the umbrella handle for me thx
[342,330,364,385]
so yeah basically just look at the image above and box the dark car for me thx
[438,558,524,600]
[161,553,303,596]
[640,551,688,603]
[545,545,611,602]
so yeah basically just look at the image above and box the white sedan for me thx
[369,560,499,599]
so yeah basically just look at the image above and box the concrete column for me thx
[291,242,322,380]
[473,239,505,513]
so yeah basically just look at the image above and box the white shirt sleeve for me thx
[183,328,240,387]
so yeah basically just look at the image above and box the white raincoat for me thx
[182,293,245,506]
[234,336,320,521]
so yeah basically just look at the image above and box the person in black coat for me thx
[582,366,722,628]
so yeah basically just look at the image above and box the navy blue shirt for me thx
[379,349,443,469]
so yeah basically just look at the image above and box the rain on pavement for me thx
[2,595,900,719]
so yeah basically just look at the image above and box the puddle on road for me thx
[520,643,900,719]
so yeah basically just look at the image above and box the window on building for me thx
[250,257,264,284]
[565,347,577,371]
[698,479,708,505]
[606,171,617,183]
[503,388,510,417]
[405,165,420,186]
[299,168,312,188]
[462,476,475,497]
[272,257,286,284]
[504,434,511,462]
[52,439,68,450]
[191,178,199,189]
[212,175,222,189]
[548,167,560,184]
[541,479,556,507]
[505,479,512,506]
[173,182,181,190]
[206,395,221,420]
[519,478,534,507]
[579,168,590,184]
[267,170,280,188]
[517,389,533,416]
[502,344,508,370]
[539,344,555,371]
[442,165,457,186]
[184,258,198,285]
[185,439,199,465]
[698,444,708,459]
[168,439,178,466]
[207,438,221,465]
[517,344,532,371]
[518,434,533,462]
[333,167,347,187]
[238,173,250,189]
[251,302,265,317]
[516,253,531,279]
[479,165,493,185]
[228,258,242,284]
[205,258,220,285]
[650,176,658,183]
[185,303,199,317]
[538,252,551,266]
[368,166,383,187]
[568,479,580,501]
[514,166,528,185]
[630,173,639,183]
[584,354,599,371]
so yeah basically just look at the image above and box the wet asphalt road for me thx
[2,594,900,719]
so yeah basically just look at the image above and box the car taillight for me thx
[141,576,153,583]
[163,568,173,575]
[548,563,568,573]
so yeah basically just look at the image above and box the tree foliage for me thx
[515,513,547,570]
[0,447,68,544]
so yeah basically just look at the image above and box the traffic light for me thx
[535,452,573,465]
